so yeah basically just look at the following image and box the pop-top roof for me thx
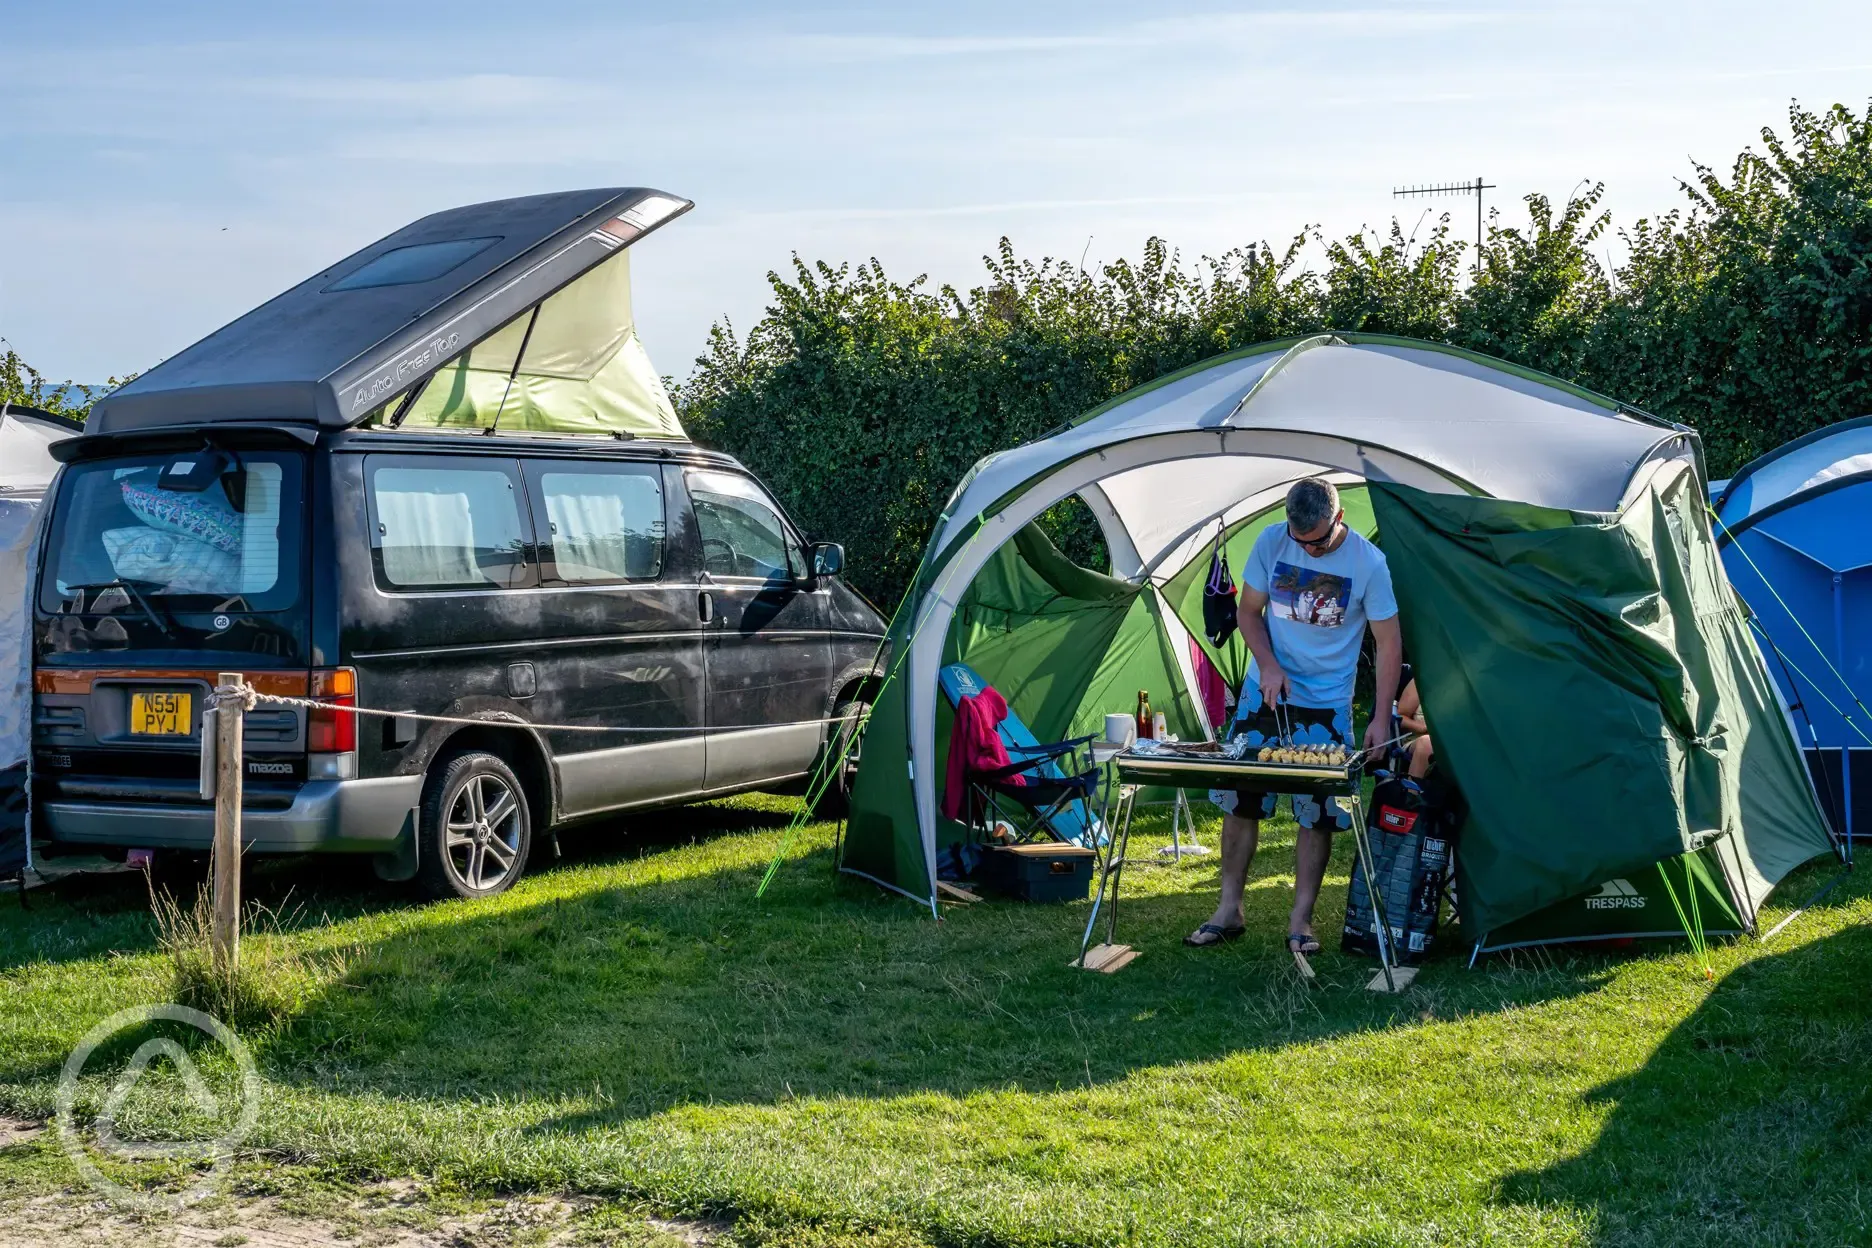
[86,187,692,434]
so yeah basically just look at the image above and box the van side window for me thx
[366,456,532,590]
[531,462,666,583]
[687,470,802,581]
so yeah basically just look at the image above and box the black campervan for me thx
[31,188,886,899]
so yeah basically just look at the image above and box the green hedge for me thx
[683,101,1872,609]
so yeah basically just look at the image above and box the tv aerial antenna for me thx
[1393,176,1496,275]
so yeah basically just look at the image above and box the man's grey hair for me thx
[1286,477,1340,534]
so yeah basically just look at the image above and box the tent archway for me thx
[905,431,1485,870]
[843,334,1826,949]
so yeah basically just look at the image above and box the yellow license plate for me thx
[130,691,192,736]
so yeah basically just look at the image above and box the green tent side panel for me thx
[1163,485,1377,699]
[1064,591,1203,805]
[938,524,1199,814]
[1479,845,1745,950]
[1370,473,1832,943]
[845,523,1142,901]
[944,524,1139,745]
[1688,539,1839,911]
[1067,592,1203,743]
[842,522,1211,902]
[840,668,932,904]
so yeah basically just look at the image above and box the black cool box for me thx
[978,842,1096,902]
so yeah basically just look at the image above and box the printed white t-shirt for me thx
[1241,523,1397,709]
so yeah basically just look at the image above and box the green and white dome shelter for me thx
[840,333,1836,953]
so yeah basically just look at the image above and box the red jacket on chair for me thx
[943,686,1025,820]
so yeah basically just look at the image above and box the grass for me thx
[148,882,343,1030]
[1,794,1869,1246]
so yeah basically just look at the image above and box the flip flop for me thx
[1286,932,1322,956]
[1183,922,1246,947]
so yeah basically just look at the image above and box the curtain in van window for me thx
[541,470,663,581]
[372,465,526,588]
[378,490,479,585]
[237,465,283,593]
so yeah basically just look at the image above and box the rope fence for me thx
[207,683,859,736]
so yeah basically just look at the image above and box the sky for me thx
[3,0,1870,386]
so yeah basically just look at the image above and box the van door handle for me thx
[698,590,713,624]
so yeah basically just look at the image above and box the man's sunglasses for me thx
[1287,514,1343,553]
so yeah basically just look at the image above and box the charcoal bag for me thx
[1342,776,1455,964]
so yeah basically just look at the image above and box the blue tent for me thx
[1714,416,1872,842]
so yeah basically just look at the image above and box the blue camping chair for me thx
[938,663,1104,849]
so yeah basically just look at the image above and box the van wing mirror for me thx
[811,542,845,580]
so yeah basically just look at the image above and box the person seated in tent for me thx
[1397,677,1433,779]
[1185,477,1403,956]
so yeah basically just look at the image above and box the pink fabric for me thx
[943,687,1025,820]
[1190,636,1229,731]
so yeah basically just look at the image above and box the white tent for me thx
[843,334,1702,906]
[0,404,73,494]
[1,404,76,875]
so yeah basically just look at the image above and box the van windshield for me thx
[40,449,304,614]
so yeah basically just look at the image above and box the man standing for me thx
[1185,477,1402,956]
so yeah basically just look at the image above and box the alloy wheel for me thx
[443,772,524,893]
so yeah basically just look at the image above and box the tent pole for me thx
[1745,620,1865,862]
[1834,573,1855,856]
[1349,791,1399,990]
[1715,830,1759,934]
[1842,745,1855,868]
[1761,870,1848,942]
[1756,610,1838,844]
[1765,629,1822,751]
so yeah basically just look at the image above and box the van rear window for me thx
[367,456,532,590]
[40,450,303,613]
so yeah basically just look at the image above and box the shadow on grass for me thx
[0,866,164,971]
[5,798,1639,1127]
[1497,902,1872,1245]
[238,816,1615,1126]
[0,797,801,974]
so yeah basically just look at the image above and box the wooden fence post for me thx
[212,672,243,977]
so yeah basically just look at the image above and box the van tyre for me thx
[812,693,869,818]
[416,751,532,901]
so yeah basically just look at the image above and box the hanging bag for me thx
[1202,530,1238,647]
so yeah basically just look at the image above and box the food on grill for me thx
[1219,742,1357,769]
